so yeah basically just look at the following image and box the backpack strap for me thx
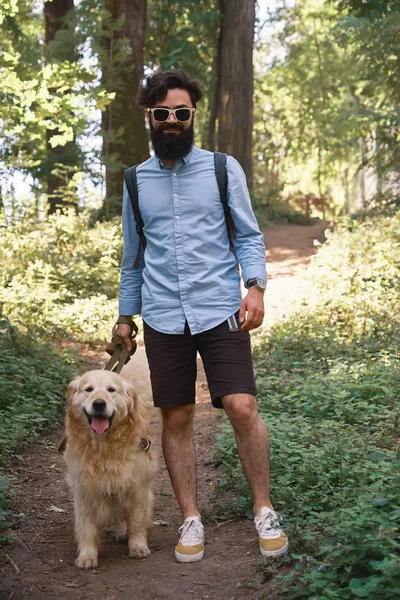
[214,152,236,250]
[124,166,145,269]
[125,155,236,270]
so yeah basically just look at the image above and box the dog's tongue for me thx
[91,416,109,436]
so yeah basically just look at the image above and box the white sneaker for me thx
[175,516,205,563]
[254,507,289,557]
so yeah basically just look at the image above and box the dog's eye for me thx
[107,386,116,393]
[84,386,94,393]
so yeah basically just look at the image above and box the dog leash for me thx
[58,319,151,453]
[104,319,138,373]
[104,320,152,451]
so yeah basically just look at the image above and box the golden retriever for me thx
[64,368,157,569]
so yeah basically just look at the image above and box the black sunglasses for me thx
[146,107,196,123]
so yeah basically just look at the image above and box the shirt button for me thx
[175,216,180,220]
[173,173,177,177]
[173,193,177,197]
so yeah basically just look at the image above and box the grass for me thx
[0,318,80,464]
[216,210,400,599]
[0,316,80,549]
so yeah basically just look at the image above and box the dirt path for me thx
[0,221,327,600]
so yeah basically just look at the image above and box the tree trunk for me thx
[207,11,223,152]
[317,139,323,198]
[44,0,79,214]
[344,167,350,214]
[375,127,383,200]
[360,137,366,209]
[101,0,149,219]
[216,0,255,189]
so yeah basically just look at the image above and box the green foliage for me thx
[0,314,79,551]
[0,0,109,214]
[145,0,219,147]
[0,317,79,464]
[0,210,122,342]
[216,210,400,597]
[334,0,400,190]
[253,192,312,226]
[254,0,400,211]
[2,0,399,218]
[254,0,363,203]
[0,475,12,551]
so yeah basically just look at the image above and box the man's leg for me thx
[222,393,288,557]
[196,319,288,556]
[161,404,205,562]
[221,393,272,516]
[143,320,204,561]
[161,404,200,520]
[144,319,198,518]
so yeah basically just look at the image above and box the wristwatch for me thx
[247,277,266,292]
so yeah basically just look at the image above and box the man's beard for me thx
[150,122,194,161]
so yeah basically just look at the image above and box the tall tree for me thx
[335,0,400,196]
[215,0,255,188]
[252,0,363,204]
[145,0,219,150]
[44,0,80,214]
[101,0,149,218]
[1,1,102,220]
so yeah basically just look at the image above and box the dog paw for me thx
[75,554,98,569]
[129,543,150,559]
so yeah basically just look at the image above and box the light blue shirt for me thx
[119,146,267,334]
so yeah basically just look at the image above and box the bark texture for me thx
[44,0,79,214]
[207,12,223,152]
[45,0,74,51]
[216,0,255,189]
[101,0,149,218]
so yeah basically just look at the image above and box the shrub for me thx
[0,316,79,464]
[0,210,122,343]
[0,476,12,553]
[252,192,312,226]
[216,210,400,598]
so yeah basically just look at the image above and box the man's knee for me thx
[222,394,259,427]
[161,404,195,432]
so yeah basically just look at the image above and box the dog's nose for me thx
[92,399,107,411]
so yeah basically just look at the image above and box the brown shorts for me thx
[143,315,257,409]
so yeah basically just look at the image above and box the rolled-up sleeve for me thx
[226,156,267,285]
[118,183,144,316]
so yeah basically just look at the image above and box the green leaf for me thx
[349,579,370,598]
[367,453,392,461]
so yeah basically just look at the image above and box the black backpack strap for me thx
[214,152,236,250]
[124,166,145,269]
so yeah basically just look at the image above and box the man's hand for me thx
[116,323,133,352]
[239,287,265,331]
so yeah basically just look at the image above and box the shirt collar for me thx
[158,146,197,169]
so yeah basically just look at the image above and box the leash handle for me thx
[104,321,138,373]
[116,315,138,331]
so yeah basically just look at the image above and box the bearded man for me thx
[117,70,288,563]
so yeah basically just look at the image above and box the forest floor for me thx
[0,220,328,600]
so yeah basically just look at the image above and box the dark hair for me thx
[138,70,203,108]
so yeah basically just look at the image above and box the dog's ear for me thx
[66,377,81,404]
[124,382,138,423]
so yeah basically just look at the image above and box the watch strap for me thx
[247,277,266,291]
